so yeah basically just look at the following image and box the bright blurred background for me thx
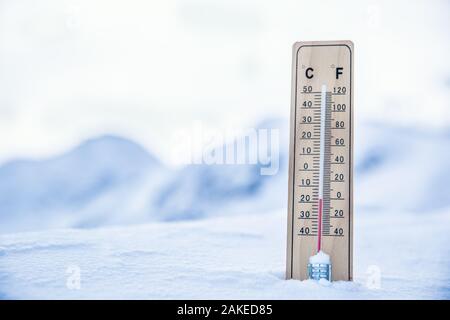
[1,0,449,163]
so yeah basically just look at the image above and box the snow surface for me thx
[0,208,449,299]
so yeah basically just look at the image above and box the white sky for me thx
[0,0,449,165]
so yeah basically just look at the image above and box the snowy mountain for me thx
[155,118,289,220]
[155,119,450,221]
[355,123,450,211]
[0,118,291,231]
[0,135,164,232]
[1,120,450,233]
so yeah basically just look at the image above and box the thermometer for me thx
[286,41,354,281]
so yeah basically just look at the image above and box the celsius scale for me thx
[286,41,354,281]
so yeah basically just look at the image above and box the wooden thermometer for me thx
[286,41,354,281]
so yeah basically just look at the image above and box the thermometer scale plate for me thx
[286,41,354,281]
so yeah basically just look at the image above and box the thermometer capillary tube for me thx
[317,84,327,252]
[306,84,332,282]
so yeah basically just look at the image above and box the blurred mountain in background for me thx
[1,119,450,233]
[155,117,289,221]
[0,135,165,232]
[355,124,450,211]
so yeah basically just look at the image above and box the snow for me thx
[0,208,449,299]
[309,251,330,265]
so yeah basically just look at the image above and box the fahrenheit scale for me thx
[286,41,354,281]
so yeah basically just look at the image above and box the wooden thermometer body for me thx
[286,41,354,281]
